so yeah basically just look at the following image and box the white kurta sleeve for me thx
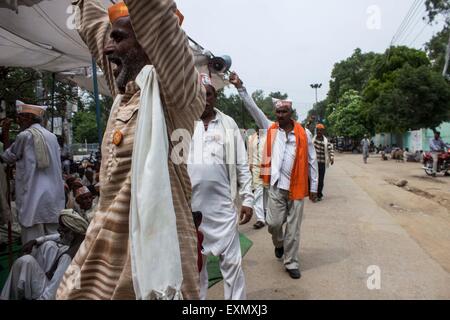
[235,125,254,208]
[307,129,319,193]
[38,254,72,300]
[36,234,61,246]
[1,131,31,164]
[237,87,272,129]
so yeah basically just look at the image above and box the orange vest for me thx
[261,121,309,200]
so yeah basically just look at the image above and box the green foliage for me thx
[328,90,369,139]
[72,110,99,143]
[0,67,37,116]
[424,0,450,24]
[425,26,450,76]
[328,48,380,104]
[371,46,430,80]
[310,44,450,138]
[70,90,112,143]
[0,68,78,119]
[366,64,450,132]
[216,89,295,129]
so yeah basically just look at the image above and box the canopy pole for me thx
[91,57,103,145]
[51,73,55,133]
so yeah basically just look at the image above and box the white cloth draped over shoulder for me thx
[26,127,50,169]
[129,65,183,300]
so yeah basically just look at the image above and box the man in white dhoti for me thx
[0,209,88,300]
[188,74,254,300]
[0,102,65,244]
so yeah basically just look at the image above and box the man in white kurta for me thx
[0,209,88,300]
[1,102,65,244]
[188,74,254,300]
[230,72,318,280]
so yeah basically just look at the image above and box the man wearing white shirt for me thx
[0,209,87,300]
[230,72,318,280]
[1,101,65,244]
[188,74,253,300]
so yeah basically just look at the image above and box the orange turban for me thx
[108,2,184,25]
[316,124,325,130]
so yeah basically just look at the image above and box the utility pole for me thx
[442,15,450,78]
[310,83,322,105]
[51,73,56,133]
[443,31,450,78]
[310,83,322,134]
[91,57,103,145]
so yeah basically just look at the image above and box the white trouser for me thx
[253,185,266,223]
[21,223,59,244]
[200,231,246,300]
[266,185,305,270]
[432,152,439,174]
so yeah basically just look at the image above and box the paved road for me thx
[207,154,450,300]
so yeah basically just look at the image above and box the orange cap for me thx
[316,124,325,130]
[108,2,184,26]
[108,2,129,23]
[175,9,184,26]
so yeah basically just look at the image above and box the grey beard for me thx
[115,58,147,91]
[116,65,137,91]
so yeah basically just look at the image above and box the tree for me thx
[425,26,450,76]
[363,46,450,132]
[72,110,99,143]
[0,67,79,142]
[328,90,369,139]
[370,46,430,81]
[216,89,294,130]
[71,90,112,143]
[327,48,380,105]
[367,64,450,132]
[424,0,450,77]
[424,0,450,24]
[0,67,38,112]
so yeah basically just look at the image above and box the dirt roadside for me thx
[339,153,450,273]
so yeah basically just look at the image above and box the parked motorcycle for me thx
[423,144,450,176]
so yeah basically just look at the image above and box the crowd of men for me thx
[0,0,336,300]
[0,100,99,300]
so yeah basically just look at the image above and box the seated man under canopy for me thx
[0,210,88,300]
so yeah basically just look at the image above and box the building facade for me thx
[373,122,450,152]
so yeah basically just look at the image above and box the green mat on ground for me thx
[1,235,253,291]
[0,241,22,290]
[207,233,253,288]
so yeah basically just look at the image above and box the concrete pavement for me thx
[206,154,450,300]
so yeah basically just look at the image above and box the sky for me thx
[176,0,446,120]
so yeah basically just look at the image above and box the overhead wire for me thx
[395,8,427,45]
[391,0,423,46]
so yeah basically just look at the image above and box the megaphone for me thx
[209,55,232,73]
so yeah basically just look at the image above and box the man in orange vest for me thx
[230,72,318,279]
